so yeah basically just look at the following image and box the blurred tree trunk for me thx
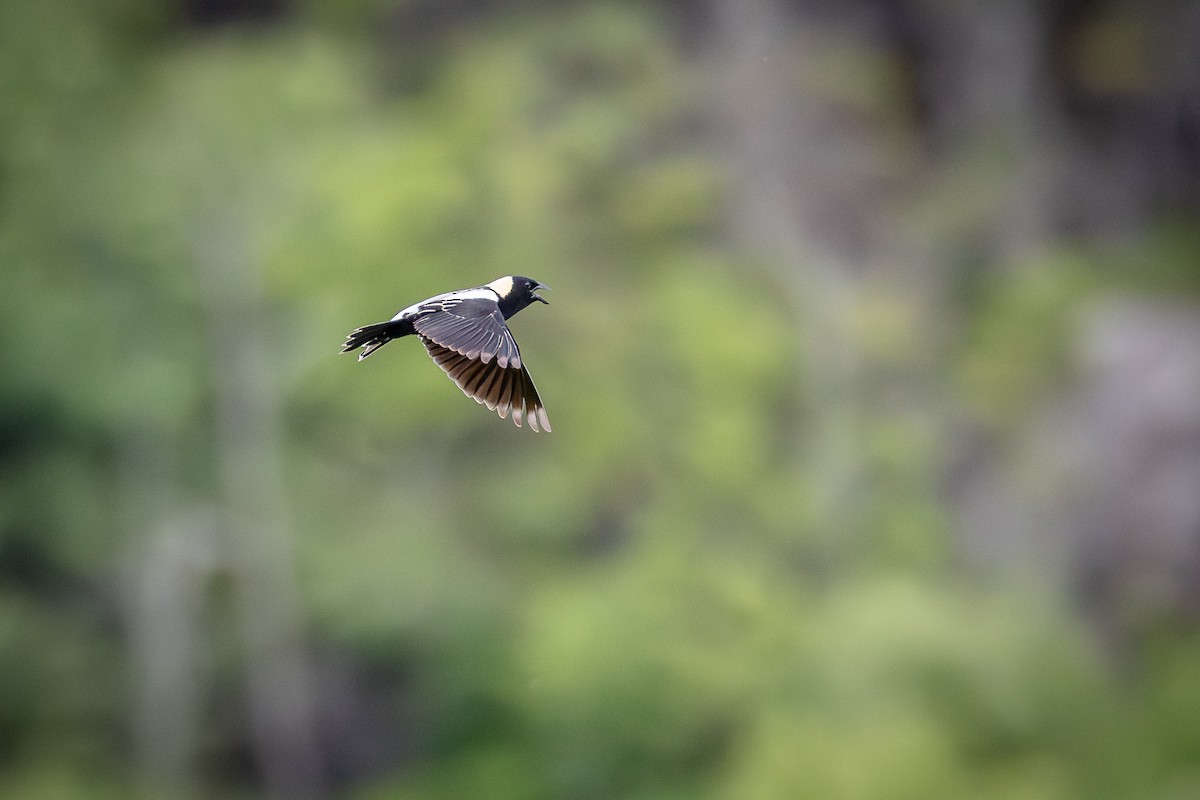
[707,0,868,546]
[121,432,212,800]
[198,217,328,800]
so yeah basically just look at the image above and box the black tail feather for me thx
[342,320,404,360]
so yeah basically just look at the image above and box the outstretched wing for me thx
[412,298,522,368]
[414,300,551,432]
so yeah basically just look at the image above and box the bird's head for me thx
[489,275,549,316]
[523,276,550,305]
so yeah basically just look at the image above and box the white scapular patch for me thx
[486,276,514,298]
[392,287,499,320]
[454,287,502,301]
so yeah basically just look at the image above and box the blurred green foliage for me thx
[2,2,1200,799]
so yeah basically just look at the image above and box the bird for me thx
[342,275,552,432]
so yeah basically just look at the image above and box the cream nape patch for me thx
[485,276,514,298]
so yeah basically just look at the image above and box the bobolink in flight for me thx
[342,276,552,432]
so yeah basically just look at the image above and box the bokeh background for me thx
[3,1,1200,798]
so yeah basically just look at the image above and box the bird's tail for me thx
[342,321,402,360]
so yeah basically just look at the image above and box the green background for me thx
[2,1,1199,797]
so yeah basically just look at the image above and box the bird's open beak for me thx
[533,283,550,304]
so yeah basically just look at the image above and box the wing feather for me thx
[413,299,522,369]
[420,336,550,431]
